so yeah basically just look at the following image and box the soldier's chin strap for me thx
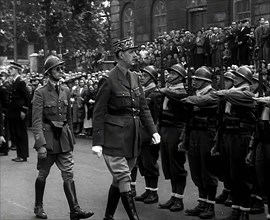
[166,75,181,85]
[142,77,154,87]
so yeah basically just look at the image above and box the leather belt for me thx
[107,108,140,116]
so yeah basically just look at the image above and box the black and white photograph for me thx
[0,0,269,220]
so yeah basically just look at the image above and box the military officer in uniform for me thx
[134,65,162,204]
[32,55,94,220]
[92,37,160,220]
[158,64,189,212]
[7,62,31,162]
[182,67,219,219]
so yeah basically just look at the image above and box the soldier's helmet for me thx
[167,64,187,78]
[44,55,64,75]
[193,66,213,82]
[235,65,253,85]
[141,65,158,82]
[224,71,236,82]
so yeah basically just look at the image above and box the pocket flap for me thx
[105,115,124,127]
[115,91,131,97]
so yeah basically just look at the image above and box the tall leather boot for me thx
[64,180,94,220]
[121,191,139,220]
[103,185,120,220]
[34,178,47,219]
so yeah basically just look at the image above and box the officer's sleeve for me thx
[92,76,111,146]
[19,80,31,114]
[32,88,46,149]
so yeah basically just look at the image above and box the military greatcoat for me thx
[93,65,157,158]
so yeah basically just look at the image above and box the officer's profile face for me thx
[119,49,137,67]
[8,67,18,77]
[50,65,63,81]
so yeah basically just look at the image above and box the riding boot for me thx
[120,191,139,220]
[63,180,94,220]
[34,178,47,219]
[103,185,120,220]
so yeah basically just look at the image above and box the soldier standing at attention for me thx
[158,64,189,212]
[134,65,162,204]
[92,37,161,220]
[216,66,256,220]
[182,66,219,219]
[32,55,94,220]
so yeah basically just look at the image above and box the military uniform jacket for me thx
[92,65,157,158]
[7,76,31,118]
[32,81,75,153]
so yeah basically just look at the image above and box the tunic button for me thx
[59,107,61,109]
[59,100,61,103]
[132,99,135,102]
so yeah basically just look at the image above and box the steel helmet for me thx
[224,71,236,82]
[141,65,158,82]
[235,66,253,85]
[193,66,213,82]
[167,64,187,78]
[44,55,64,75]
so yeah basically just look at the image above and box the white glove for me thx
[92,145,103,158]
[151,132,161,145]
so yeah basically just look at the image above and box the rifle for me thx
[178,54,193,152]
[211,64,225,156]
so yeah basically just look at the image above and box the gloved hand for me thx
[0,136,6,145]
[38,146,47,159]
[92,145,103,158]
[151,132,161,145]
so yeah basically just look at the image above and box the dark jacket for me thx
[7,76,31,118]
[93,65,157,158]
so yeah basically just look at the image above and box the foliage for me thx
[0,0,111,55]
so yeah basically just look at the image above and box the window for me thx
[122,5,134,38]
[234,0,251,21]
[152,0,167,39]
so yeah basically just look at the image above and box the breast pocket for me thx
[115,92,131,108]
[44,101,57,115]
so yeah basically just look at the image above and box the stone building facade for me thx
[110,0,270,45]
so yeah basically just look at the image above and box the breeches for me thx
[188,129,218,188]
[160,126,187,180]
[137,142,160,177]
[37,151,74,182]
[103,154,136,193]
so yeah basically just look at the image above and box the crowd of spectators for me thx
[133,17,270,72]
[2,17,270,140]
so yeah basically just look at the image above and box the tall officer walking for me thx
[32,55,94,220]
[92,37,161,220]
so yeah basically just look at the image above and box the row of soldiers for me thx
[128,63,270,220]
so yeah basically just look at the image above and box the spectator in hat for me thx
[237,19,251,65]
[7,62,31,162]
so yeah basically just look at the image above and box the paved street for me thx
[0,130,265,220]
